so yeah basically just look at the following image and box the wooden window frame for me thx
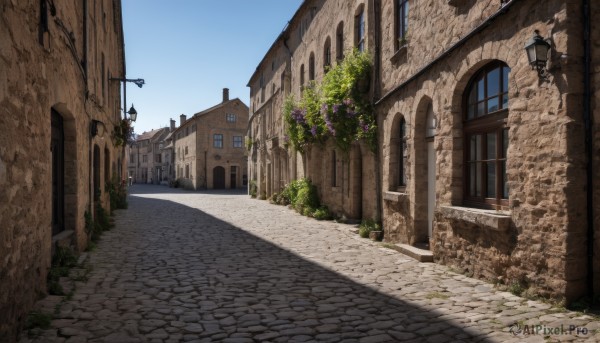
[463,62,510,210]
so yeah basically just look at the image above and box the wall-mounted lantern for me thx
[524,30,551,76]
[127,104,138,122]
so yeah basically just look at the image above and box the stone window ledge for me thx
[391,44,408,64]
[439,206,510,232]
[383,191,408,203]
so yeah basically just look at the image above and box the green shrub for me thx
[294,181,320,214]
[249,180,257,198]
[106,175,128,210]
[313,206,332,220]
[47,246,78,295]
[358,219,381,238]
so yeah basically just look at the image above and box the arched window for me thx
[396,0,409,50]
[323,37,331,72]
[464,61,510,209]
[336,21,344,61]
[354,6,365,52]
[398,118,407,187]
[309,53,315,81]
[300,64,305,90]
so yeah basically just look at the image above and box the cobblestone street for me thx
[22,185,600,343]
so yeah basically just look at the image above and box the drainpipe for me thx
[372,0,383,224]
[582,0,595,301]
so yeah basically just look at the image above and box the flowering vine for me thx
[283,49,376,153]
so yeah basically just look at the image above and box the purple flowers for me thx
[333,104,340,114]
[310,125,318,137]
[359,120,369,132]
[320,103,328,115]
[283,135,290,143]
[291,108,306,124]
[343,98,354,107]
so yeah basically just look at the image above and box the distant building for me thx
[173,89,249,190]
[0,1,126,339]
[128,128,170,184]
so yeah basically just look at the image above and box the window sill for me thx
[439,206,510,232]
[391,44,408,65]
[383,191,408,203]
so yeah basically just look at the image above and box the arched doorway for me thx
[213,166,225,189]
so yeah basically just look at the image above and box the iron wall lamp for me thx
[127,104,138,122]
[110,77,145,121]
[524,30,551,76]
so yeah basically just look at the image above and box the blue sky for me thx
[122,1,303,134]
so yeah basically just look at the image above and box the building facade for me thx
[249,0,600,303]
[128,127,170,184]
[248,0,378,220]
[0,1,127,339]
[173,89,249,190]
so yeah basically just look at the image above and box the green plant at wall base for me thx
[283,49,376,153]
[107,175,128,210]
[312,206,332,220]
[46,246,78,295]
[249,180,257,198]
[358,219,381,238]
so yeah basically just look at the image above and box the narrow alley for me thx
[20,186,599,343]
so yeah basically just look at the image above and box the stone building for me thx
[128,127,169,184]
[247,0,378,220]
[249,0,599,303]
[159,119,178,185]
[173,89,249,190]
[0,0,127,339]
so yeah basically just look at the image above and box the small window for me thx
[396,0,409,50]
[355,9,365,52]
[227,113,236,123]
[336,22,344,61]
[142,155,148,163]
[185,146,188,155]
[213,134,223,148]
[331,150,338,187]
[309,53,315,81]
[399,118,407,187]
[300,64,305,90]
[233,136,243,148]
[323,37,332,72]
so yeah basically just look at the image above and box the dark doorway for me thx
[213,166,225,189]
[51,109,65,236]
[230,166,237,189]
[93,145,101,201]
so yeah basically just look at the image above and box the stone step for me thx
[390,243,434,263]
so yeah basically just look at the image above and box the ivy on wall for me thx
[283,49,376,153]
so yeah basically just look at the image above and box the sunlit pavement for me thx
[21,184,600,343]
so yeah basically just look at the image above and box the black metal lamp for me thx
[127,104,138,122]
[524,30,551,76]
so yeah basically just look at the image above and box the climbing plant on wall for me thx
[283,49,376,153]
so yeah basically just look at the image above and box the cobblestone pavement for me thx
[21,185,600,343]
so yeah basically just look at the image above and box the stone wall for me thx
[0,1,124,339]
[378,0,592,302]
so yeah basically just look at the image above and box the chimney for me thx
[222,88,229,103]
[170,118,176,132]
[179,114,186,126]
